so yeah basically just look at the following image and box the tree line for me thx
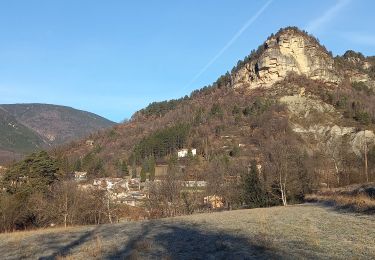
[0,151,130,232]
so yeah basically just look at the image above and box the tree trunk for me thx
[64,193,68,228]
[332,157,340,186]
[279,173,287,206]
[107,194,112,224]
[64,214,67,228]
[364,130,369,182]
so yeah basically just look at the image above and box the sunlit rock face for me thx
[232,28,340,90]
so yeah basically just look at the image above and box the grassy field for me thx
[0,204,374,259]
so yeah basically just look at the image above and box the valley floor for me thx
[0,204,374,259]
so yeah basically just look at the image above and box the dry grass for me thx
[56,254,75,260]
[0,204,374,259]
[124,239,153,260]
[134,239,153,252]
[127,249,139,260]
[252,209,275,249]
[0,225,92,239]
[306,183,375,213]
[306,193,375,211]
[79,235,104,258]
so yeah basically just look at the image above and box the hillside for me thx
[0,107,45,162]
[0,204,374,259]
[54,27,375,190]
[2,26,375,234]
[0,104,116,163]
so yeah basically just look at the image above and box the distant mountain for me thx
[0,103,116,163]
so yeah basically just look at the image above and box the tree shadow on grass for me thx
[39,228,97,260]
[104,221,284,260]
[20,211,335,259]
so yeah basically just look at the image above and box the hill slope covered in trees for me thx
[55,27,375,193]
[0,104,116,163]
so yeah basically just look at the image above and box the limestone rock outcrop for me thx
[280,93,375,157]
[232,28,341,90]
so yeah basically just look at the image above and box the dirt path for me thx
[0,203,374,259]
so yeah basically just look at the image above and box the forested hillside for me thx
[53,27,375,196]
[0,104,116,163]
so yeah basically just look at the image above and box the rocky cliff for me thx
[232,28,340,90]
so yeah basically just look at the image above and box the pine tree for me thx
[131,167,137,178]
[148,156,156,181]
[140,168,147,182]
[122,161,129,176]
[73,159,82,171]
[242,161,267,208]
[3,151,59,195]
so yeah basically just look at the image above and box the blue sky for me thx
[0,0,374,122]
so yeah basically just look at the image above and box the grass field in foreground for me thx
[0,203,374,259]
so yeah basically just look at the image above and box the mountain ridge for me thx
[0,103,116,164]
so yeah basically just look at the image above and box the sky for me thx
[0,0,374,122]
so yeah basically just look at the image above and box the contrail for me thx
[185,0,273,88]
[305,0,351,33]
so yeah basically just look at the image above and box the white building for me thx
[86,140,94,146]
[183,180,207,188]
[93,178,127,190]
[74,171,87,181]
[177,148,196,158]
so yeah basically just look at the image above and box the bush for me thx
[354,111,371,125]
[242,98,273,117]
[352,81,373,95]
[210,103,224,118]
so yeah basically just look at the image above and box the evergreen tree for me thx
[131,167,137,178]
[117,160,129,178]
[242,161,268,208]
[73,159,82,171]
[121,161,129,176]
[140,168,147,182]
[148,156,156,181]
[133,123,190,161]
[3,151,59,195]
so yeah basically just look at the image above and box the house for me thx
[204,195,224,209]
[93,178,125,190]
[183,180,207,188]
[86,140,94,146]
[74,171,87,181]
[177,148,196,158]
[128,178,141,191]
[116,191,147,207]
[155,164,169,177]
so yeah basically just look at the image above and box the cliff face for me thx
[232,28,340,90]
[280,94,375,158]
[230,28,375,162]
[338,51,375,90]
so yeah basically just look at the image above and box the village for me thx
[72,148,220,210]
